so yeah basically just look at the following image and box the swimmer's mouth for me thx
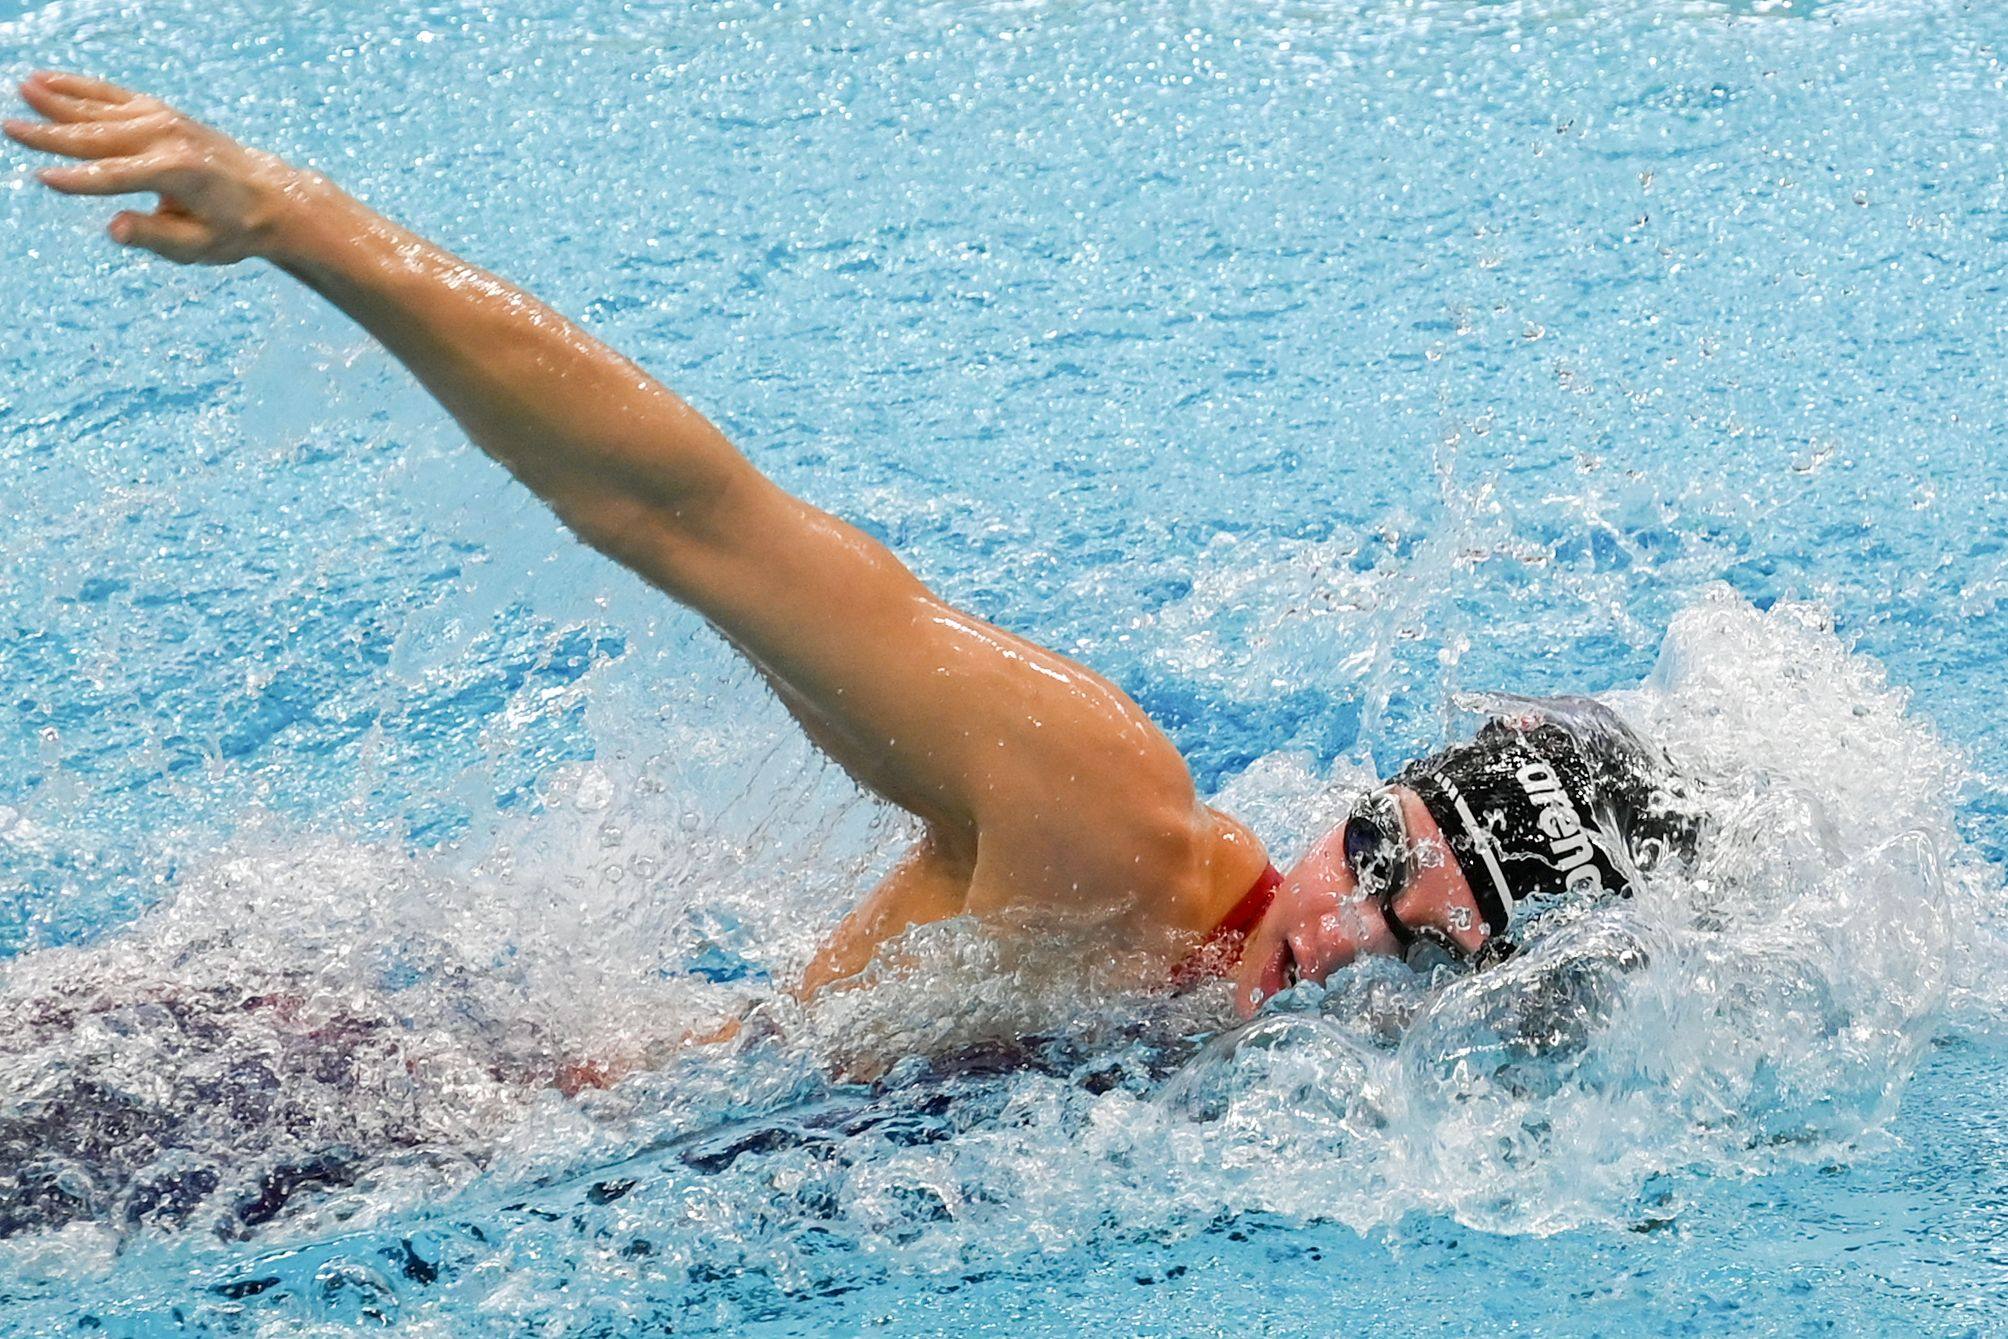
[1243,932,1303,1018]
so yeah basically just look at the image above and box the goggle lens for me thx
[1343,789,1475,967]
[1343,792,1408,904]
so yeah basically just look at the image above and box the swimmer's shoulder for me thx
[1186,804,1274,935]
[961,782,1268,940]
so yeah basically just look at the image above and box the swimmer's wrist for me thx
[257,170,380,270]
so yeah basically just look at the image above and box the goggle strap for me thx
[1407,772,1515,941]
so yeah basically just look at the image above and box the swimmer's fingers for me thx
[23,107,298,266]
[107,209,216,264]
[17,83,109,124]
[25,71,139,106]
[17,79,150,125]
[34,153,190,197]
[3,115,164,159]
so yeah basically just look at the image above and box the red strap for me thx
[1168,863,1283,990]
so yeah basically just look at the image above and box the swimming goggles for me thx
[1342,787,1479,970]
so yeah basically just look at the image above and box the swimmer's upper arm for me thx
[259,160,1207,891]
[580,459,1207,896]
[794,835,975,999]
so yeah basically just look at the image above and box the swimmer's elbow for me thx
[544,457,756,583]
[547,488,676,570]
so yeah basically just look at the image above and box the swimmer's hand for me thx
[5,71,314,265]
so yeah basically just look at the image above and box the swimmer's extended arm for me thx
[9,75,1257,950]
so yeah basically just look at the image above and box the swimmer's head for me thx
[1232,705,1671,1019]
[1231,782,1490,1018]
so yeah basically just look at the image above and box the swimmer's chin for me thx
[1235,937,1299,1020]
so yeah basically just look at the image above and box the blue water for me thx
[1,0,2005,1333]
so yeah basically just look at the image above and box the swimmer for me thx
[6,74,1699,1042]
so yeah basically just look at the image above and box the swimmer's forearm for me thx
[264,176,748,536]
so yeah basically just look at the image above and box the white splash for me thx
[0,588,1989,1283]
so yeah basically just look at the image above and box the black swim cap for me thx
[1392,694,1696,942]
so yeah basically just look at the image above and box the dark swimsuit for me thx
[1167,863,1284,990]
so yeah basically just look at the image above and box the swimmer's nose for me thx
[1234,883,1387,1017]
[1286,923,1347,988]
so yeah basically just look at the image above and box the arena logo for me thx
[1515,758,1606,895]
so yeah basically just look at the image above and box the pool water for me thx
[2,0,2006,1333]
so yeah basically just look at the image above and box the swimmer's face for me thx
[1232,786,1489,1019]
